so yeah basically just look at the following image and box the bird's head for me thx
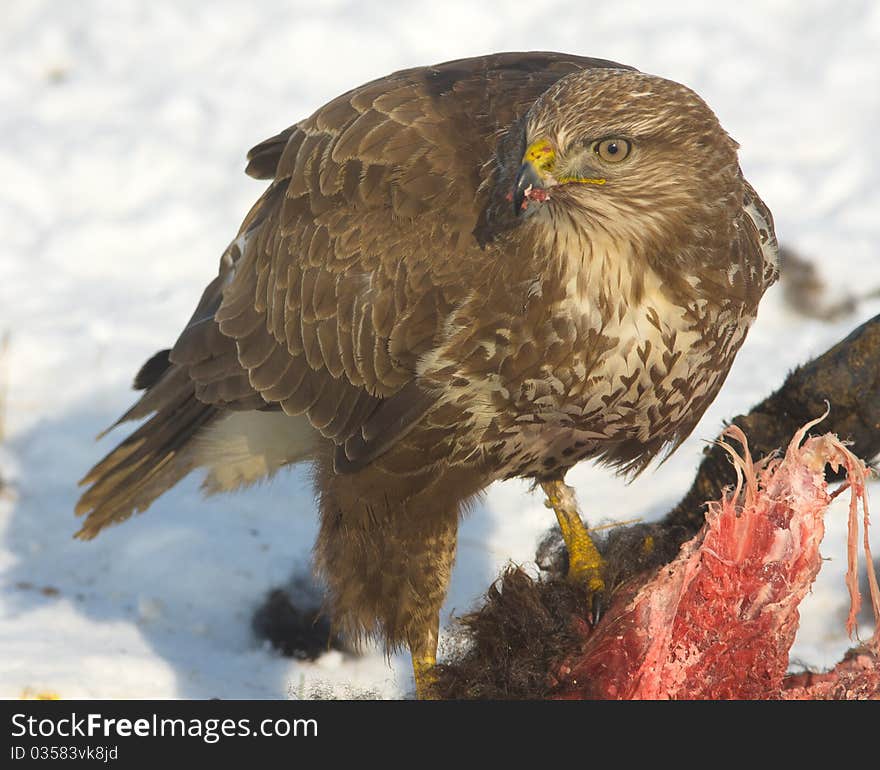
[512,68,743,265]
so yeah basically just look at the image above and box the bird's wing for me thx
[740,177,780,297]
[183,52,631,472]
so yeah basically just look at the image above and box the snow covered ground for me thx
[1,0,878,699]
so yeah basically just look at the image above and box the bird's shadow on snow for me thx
[1,391,504,698]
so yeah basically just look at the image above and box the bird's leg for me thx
[409,615,439,700]
[412,653,437,700]
[541,479,605,593]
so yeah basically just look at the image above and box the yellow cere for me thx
[523,139,606,185]
[523,139,556,172]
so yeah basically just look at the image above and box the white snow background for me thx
[1,0,878,699]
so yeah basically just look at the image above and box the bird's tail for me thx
[76,350,322,539]
[75,361,218,540]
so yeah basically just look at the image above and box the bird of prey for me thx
[76,52,778,697]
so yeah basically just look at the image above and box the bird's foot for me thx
[541,480,605,595]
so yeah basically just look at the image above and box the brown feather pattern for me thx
[76,52,777,656]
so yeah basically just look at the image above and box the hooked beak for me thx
[513,138,557,216]
[512,137,607,215]
[513,161,545,215]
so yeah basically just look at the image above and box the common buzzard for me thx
[76,52,778,696]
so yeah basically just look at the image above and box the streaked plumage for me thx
[76,52,777,669]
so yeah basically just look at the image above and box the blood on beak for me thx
[513,161,546,215]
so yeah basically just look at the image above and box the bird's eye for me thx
[592,138,632,163]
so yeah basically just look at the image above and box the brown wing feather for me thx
[245,126,297,180]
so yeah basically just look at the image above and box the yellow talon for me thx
[541,480,605,594]
[20,688,60,700]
